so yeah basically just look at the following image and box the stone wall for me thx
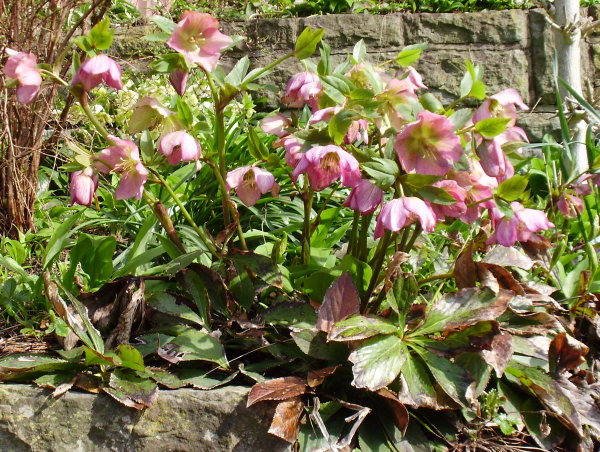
[0,384,288,451]
[112,7,600,141]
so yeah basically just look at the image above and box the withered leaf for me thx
[483,246,534,270]
[307,365,339,388]
[549,332,589,374]
[316,273,360,334]
[268,396,305,443]
[377,388,409,435]
[478,263,525,295]
[481,332,513,377]
[384,252,410,291]
[247,376,307,407]
[454,244,477,289]
[521,236,552,268]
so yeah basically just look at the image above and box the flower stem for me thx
[362,230,392,311]
[357,212,374,262]
[302,188,314,265]
[142,190,187,254]
[348,210,360,257]
[417,271,454,286]
[150,169,220,258]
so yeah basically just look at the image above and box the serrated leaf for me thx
[317,272,360,334]
[149,15,176,34]
[169,329,228,368]
[363,158,399,189]
[496,175,529,202]
[115,344,145,372]
[349,335,407,390]
[328,109,354,145]
[247,376,307,407]
[263,302,317,330]
[474,117,511,138]
[291,329,348,361]
[88,18,113,50]
[178,368,238,389]
[106,368,158,410]
[395,43,427,67]
[294,26,325,60]
[328,315,399,342]
[418,186,457,205]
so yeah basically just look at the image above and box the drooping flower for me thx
[167,11,232,71]
[70,167,99,207]
[394,110,463,176]
[374,197,437,239]
[448,165,497,224]
[429,179,468,221]
[343,179,383,215]
[557,193,584,217]
[345,119,369,145]
[73,55,123,92]
[475,126,527,181]
[159,131,201,165]
[282,71,322,110]
[473,88,529,127]
[94,136,148,200]
[275,135,303,169]
[129,97,175,133]
[4,48,42,104]
[292,145,361,191]
[169,69,189,96]
[226,166,278,206]
[308,107,341,125]
[488,202,554,247]
[260,113,291,137]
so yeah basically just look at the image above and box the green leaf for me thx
[88,18,113,50]
[143,32,171,42]
[43,211,81,269]
[395,43,427,67]
[329,315,399,341]
[177,270,210,327]
[399,353,447,409]
[225,56,249,87]
[294,26,325,60]
[352,39,367,63]
[496,175,529,202]
[106,368,158,409]
[0,354,71,379]
[418,186,457,205]
[328,109,354,145]
[399,174,440,188]
[169,329,228,368]
[149,15,176,34]
[247,126,269,160]
[178,368,238,389]
[317,41,331,76]
[470,80,486,100]
[349,335,407,390]
[474,117,511,139]
[290,329,348,362]
[176,97,193,128]
[263,302,317,330]
[228,250,282,288]
[115,344,145,371]
[363,158,399,189]
[148,292,203,326]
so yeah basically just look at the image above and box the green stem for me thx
[142,190,187,254]
[446,95,467,112]
[404,224,422,253]
[80,100,110,139]
[151,169,220,258]
[302,188,314,265]
[362,230,392,311]
[311,184,339,234]
[358,212,374,262]
[348,210,360,257]
[417,271,454,286]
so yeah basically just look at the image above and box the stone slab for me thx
[0,384,288,452]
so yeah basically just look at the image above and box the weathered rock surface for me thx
[0,384,289,452]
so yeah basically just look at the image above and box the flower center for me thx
[242,169,257,190]
[321,152,340,172]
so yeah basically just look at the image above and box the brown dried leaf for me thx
[377,388,409,435]
[307,365,339,388]
[521,236,552,267]
[316,273,360,334]
[555,377,600,437]
[246,376,307,407]
[483,246,534,270]
[549,332,589,374]
[481,332,513,377]
[105,279,146,349]
[268,397,305,443]
[157,343,186,364]
[477,263,525,295]
[454,244,477,289]
[384,252,410,291]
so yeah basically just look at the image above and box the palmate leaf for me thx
[328,315,400,342]
[349,335,408,391]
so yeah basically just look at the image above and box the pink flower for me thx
[488,202,554,247]
[226,166,278,206]
[386,66,427,96]
[473,89,529,127]
[557,193,584,217]
[374,197,437,239]
[275,135,304,168]
[260,113,291,137]
[292,145,361,191]
[4,49,42,104]
[167,12,232,71]
[343,179,383,215]
[169,69,189,96]
[129,97,175,133]
[308,107,341,125]
[429,180,468,221]
[394,111,463,176]
[449,168,496,223]
[73,55,123,92]
[476,126,527,182]
[70,167,99,206]
[159,131,201,165]
[345,119,369,145]
[94,136,148,200]
[282,71,322,110]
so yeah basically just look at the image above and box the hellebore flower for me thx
[4,48,42,104]
[94,136,148,200]
[345,119,369,145]
[73,55,123,92]
[70,167,99,207]
[448,166,496,224]
[226,166,278,206]
[159,131,201,165]
[167,11,232,71]
[282,71,322,110]
[473,88,529,127]
[394,110,463,176]
[343,179,383,215]
[476,126,527,181]
[292,145,361,191]
[557,193,584,218]
[129,97,175,133]
[169,69,189,96]
[488,202,554,247]
[260,113,291,137]
[429,179,468,221]
[374,197,437,239]
[274,135,304,169]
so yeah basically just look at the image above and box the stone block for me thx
[403,10,529,45]
[0,384,288,452]
[527,9,555,105]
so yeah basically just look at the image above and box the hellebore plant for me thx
[6,11,600,452]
